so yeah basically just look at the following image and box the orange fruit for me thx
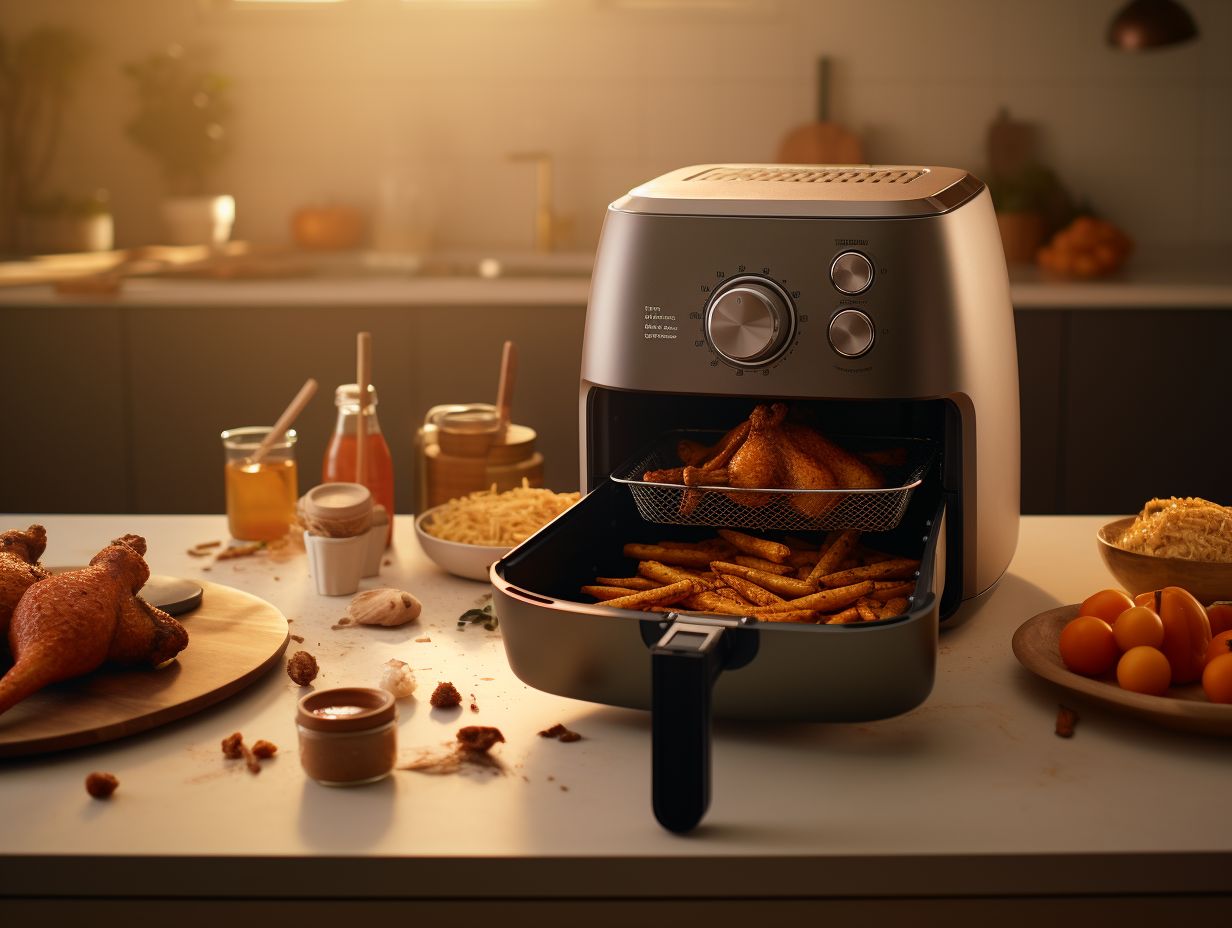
[1059,615,1118,676]
[1112,605,1165,651]
[1201,653,1232,704]
[1116,646,1172,696]
[1079,589,1135,624]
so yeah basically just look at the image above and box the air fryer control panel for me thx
[581,207,969,401]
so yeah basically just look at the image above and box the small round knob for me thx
[828,308,875,358]
[830,251,874,294]
[704,278,794,366]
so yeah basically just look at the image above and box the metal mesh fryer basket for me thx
[610,431,937,533]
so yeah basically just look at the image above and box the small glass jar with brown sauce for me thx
[296,687,397,786]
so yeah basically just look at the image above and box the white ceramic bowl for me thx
[414,506,510,582]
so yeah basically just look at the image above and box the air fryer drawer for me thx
[492,479,945,723]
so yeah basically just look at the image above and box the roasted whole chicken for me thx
[0,525,51,646]
[644,403,883,518]
[0,534,189,718]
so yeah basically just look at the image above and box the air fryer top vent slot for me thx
[614,163,982,219]
[687,166,927,186]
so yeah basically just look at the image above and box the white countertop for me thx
[0,512,1228,906]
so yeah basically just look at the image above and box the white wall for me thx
[4,0,1229,252]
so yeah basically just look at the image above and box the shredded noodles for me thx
[421,480,580,547]
[1115,496,1232,562]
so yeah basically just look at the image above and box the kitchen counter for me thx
[1,246,1229,309]
[0,513,1227,916]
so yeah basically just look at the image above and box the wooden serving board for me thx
[1013,605,1232,737]
[0,579,289,758]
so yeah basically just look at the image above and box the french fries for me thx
[717,529,791,564]
[586,529,921,625]
[600,579,701,611]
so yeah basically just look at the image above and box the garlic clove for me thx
[347,587,422,627]
[380,658,418,698]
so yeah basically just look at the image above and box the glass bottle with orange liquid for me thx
[322,384,395,545]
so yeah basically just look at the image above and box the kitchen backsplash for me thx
[4,0,1229,252]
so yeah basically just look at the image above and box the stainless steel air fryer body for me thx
[493,164,1020,832]
[580,164,1019,605]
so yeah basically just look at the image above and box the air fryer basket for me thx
[492,474,946,832]
[612,431,937,533]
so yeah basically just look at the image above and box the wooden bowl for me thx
[1097,516,1232,605]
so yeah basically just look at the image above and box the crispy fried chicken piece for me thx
[679,419,751,515]
[777,432,840,518]
[783,422,881,491]
[0,525,51,645]
[724,403,788,508]
[0,534,188,717]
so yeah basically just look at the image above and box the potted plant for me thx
[21,189,113,254]
[123,44,234,246]
[0,25,93,255]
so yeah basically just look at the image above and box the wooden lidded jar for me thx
[417,403,544,509]
[296,687,397,786]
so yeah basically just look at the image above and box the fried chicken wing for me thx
[0,534,188,717]
[0,525,51,646]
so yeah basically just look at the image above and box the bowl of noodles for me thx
[415,483,581,582]
[1098,497,1232,604]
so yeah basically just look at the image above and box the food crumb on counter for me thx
[85,771,119,799]
[1055,704,1079,738]
[222,732,271,773]
[539,723,582,743]
[430,681,462,708]
[399,726,507,776]
[221,732,260,773]
[286,650,319,686]
[215,541,264,561]
[456,726,505,753]
[290,634,304,644]
[415,636,431,643]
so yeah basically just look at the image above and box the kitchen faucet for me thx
[508,151,562,252]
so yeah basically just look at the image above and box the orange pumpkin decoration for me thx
[291,205,365,251]
[1137,587,1212,684]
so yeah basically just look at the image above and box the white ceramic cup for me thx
[363,506,389,578]
[304,531,368,596]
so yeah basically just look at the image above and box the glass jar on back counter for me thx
[322,384,394,545]
[221,426,299,541]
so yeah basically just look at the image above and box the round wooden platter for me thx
[1012,604,1232,737]
[0,579,289,758]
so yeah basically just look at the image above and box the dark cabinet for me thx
[1,303,586,515]
[2,301,1225,517]
[1015,308,1232,514]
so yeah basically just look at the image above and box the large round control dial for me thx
[704,277,795,367]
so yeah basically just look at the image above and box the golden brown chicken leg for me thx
[724,403,789,508]
[0,525,51,645]
[0,535,188,717]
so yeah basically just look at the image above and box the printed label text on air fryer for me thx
[643,305,678,339]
